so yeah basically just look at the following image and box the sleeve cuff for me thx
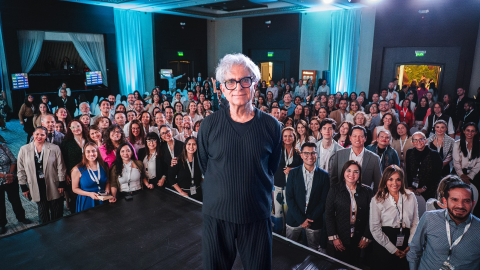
[20,184,29,192]
[361,237,371,243]
[328,235,339,241]
[58,181,66,189]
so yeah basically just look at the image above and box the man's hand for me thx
[460,174,471,184]
[301,219,313,228]
[5,173,14,184]
[58,188,64,195]
[358,239,370,249]
[23,190,30,199]
[333,239,346,251]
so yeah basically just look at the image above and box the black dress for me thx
[168,155,203,201]
[160,139,184,187]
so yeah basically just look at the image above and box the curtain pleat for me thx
[69,33,108,86]
[18,30,45,73]
[329,9,361,95]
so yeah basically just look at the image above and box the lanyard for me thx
[445,211,472,261]
[399,136,408,155]
[167,141,175,158]
[186,158,195,185]
[401,108,407,118]
[464,109,473,121]
[284,147,293,166]
[87,162,102,191]
[34,145,44,164]
[75,137,85,153]
[392,195,404,231]
[347,184,357,221]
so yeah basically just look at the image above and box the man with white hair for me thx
[77,102,95,124]
[357,96,365,111]
[198,53,282,269]
[29,114,64,146]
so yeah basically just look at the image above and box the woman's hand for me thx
[394,249,405,258]
[89,192,99,200]
[283,167,292,175]
[180,191,189,197]
[403,246,410,255]
[333,239,345,251]
[460,174,471,184]
[146,183,154,189]
[170,157,178,167]
[157,177,166,187]
[23,190,30,199]
[109,197,117,203]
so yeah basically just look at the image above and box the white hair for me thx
[215,53,260,84]
[412,131,426,139]
[79,102,90,108]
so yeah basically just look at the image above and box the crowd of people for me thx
[3,62,480,269]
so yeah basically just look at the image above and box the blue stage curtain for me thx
[69,33,108,86]
[0,13,12,107]
[18,30,45,73]
[114,9,145,96]
[329,9,361,95]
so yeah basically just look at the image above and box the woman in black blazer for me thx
[272,127,303,235]
[168,137,203,201]
[158,125,184,187]
[137,132,165,188]
[325,160,373,267]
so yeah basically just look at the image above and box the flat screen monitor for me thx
[12,73,29,90]
[86,71,103,86]
[160,69,172,79]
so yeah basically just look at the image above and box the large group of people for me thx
[4,53,480,270]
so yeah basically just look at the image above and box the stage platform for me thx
[1,188,359,270]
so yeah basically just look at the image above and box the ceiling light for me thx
[323,0,333,3]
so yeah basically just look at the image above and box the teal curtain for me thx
[18,30,45,73]
[329,9,361,94]
[114,9,145,96]
[0,13,12,107]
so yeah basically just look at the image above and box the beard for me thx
[447,206,470,221]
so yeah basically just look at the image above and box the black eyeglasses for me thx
[223,77,253,90]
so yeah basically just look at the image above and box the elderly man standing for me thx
[198,53,282,270]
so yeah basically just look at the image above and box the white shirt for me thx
[174,131,198,142]
[452,140,480,180]
[316,140,334,170]
[295,136,316,151]
[316,85,330,96]
[302,165,316,212]
[294,85,308,100]
[143,153,157,179]
[369,192,419,254]
[349,148,365,166]
[118,162,142,192]
[421,114,455,136]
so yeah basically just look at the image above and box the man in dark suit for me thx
[459,100,479,131]
[29,114,64,146]
[286,142,330,251]
[329,126,382,192]
[55,88,76,117]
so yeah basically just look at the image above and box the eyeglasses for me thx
[146,139,157,144]
[412,138,425,143]
[70,125,82,130]
[302,152,317,156]
[223,77,253,90]
[160,130,171,136]
[112,130,122,134]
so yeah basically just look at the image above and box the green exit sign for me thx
[415,50,426,57]
[178,51,184,56]
[267,52,274,57]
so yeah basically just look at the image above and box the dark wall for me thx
[154,14,207,89]
[0,0,117,111]
[369,0,480,97]
[243,13,301,81]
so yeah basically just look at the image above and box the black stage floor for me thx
[0,188,359,270]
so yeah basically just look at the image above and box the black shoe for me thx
[0,226,6,235]
[18,218,32,224]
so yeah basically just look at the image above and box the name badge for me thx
[190,185,196,195]
[396,233,405,247]
[350,226,355,238]
[412,178,420,188]
[440,261,455,270]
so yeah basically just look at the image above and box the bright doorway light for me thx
[323,0,333,4]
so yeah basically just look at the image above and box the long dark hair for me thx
[65,119,89,141]
[35,102,51,116]
[145,132,162,157]
[379,111,399,139]
[114,142,137,177]
[340,160,362,184]
[460,122,480,160]
[179,136,197,165]
[103,124,127,154]
[76,142,109,177]
[128,119,145,145]
[375,165,407,202]
[333,121,353,147]
[24,95,34,107]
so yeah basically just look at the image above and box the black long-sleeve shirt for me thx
[197,107,282,224]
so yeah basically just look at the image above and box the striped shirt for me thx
[407,209,480,270]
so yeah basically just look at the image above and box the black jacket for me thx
[405,147,443,199]
[160,139,184,186]
[325,183,373,245]
[168,154,202,189]
[55,96,76,117]
[286,166,330,230]
[137,148,164,183]
[274,148,303,188]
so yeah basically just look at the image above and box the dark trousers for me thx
[65,182,77,214]
[36,198,63,224]
[0,182,25,226]
[371,227,410,270]
[330,235,362,267]
[202,214,272,270]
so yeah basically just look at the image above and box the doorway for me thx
[396,64,443,91]
[260,62,272,83]
[168,60,192,90]
[259,61,285,83]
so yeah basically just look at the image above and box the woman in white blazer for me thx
[17,127,66,224]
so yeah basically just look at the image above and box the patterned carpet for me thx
[1,120,71,238]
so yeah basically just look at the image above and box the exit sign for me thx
[178,51,184,56]
[415,50,426,57]
[267,52,274,57]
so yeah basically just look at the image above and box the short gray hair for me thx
[79,102,90,108]
[412,131,426,139]
[215,54,260,84]
[41,114,55,123]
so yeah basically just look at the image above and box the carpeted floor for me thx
[1,119,70,238]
